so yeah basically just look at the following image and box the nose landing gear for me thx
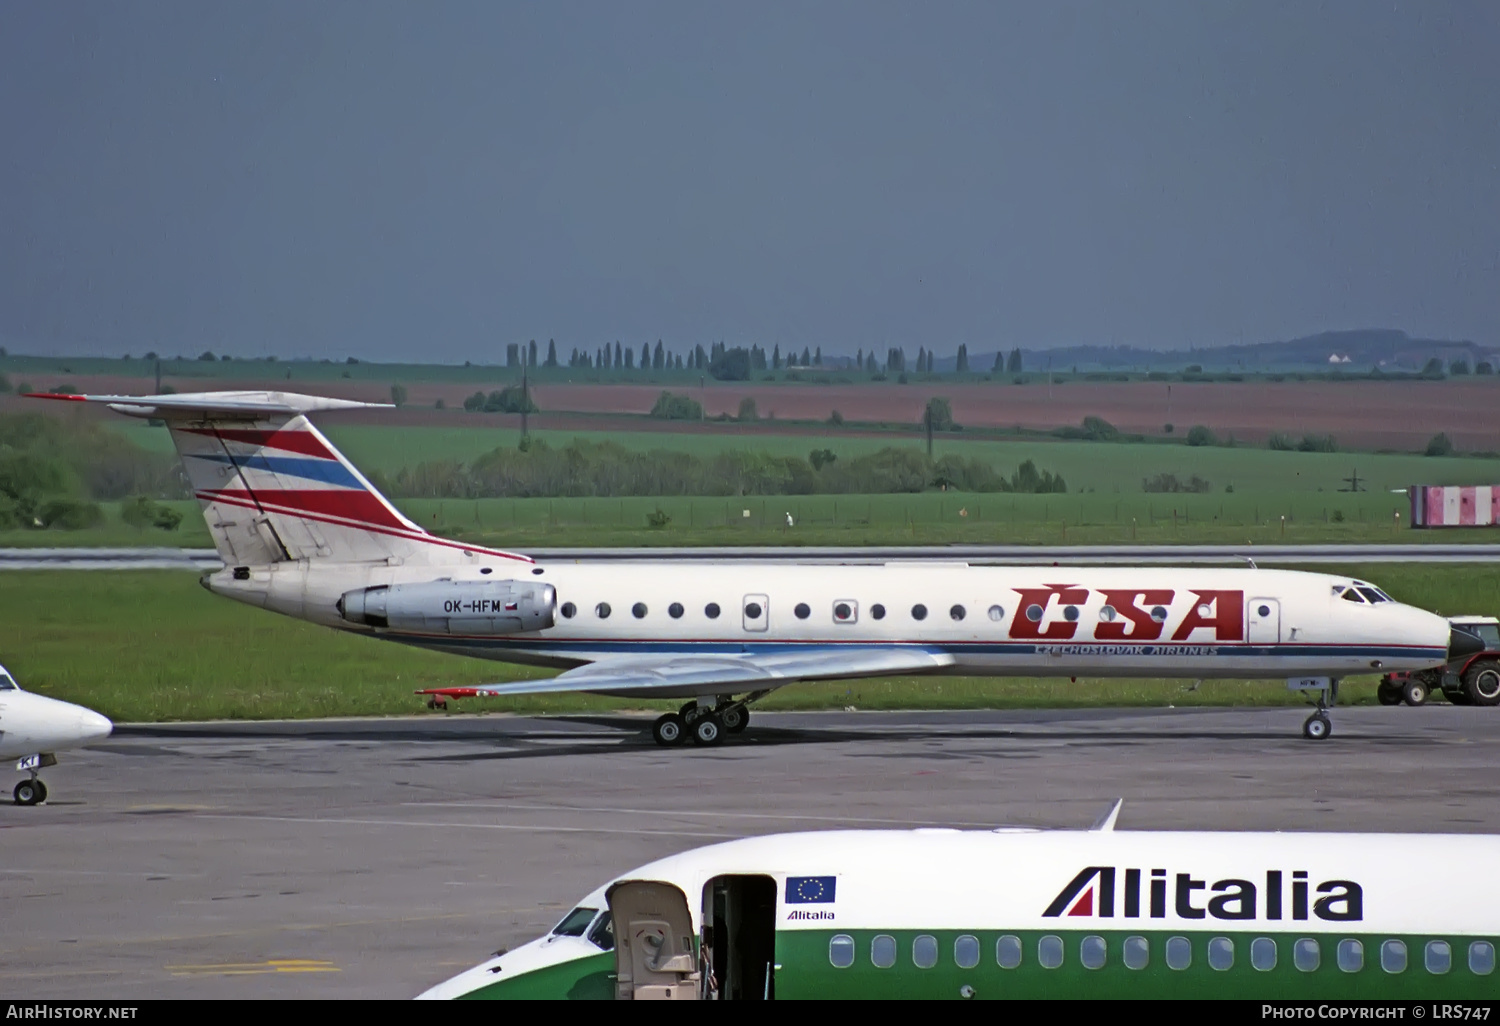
[1290,677,1339,741]
[13,775,47,806]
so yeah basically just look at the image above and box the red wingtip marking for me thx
[22,392,86,401]
[1068,889,1093,916]
[415,688,481,698]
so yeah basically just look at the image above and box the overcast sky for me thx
[1,1,1495,361]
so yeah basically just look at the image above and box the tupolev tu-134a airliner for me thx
[415,806,1500,1000]
[34,390,1479,744]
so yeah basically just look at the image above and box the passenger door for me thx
[608,880,700,1000]
[742,594,769,633]
[1248,598,1281,644]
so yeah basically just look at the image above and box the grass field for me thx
[0,418,1481,550]
[3,564,1495,722]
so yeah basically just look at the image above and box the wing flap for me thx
[417,646,956,698]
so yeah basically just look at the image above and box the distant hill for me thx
[949,329,1494,374]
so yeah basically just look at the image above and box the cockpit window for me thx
[551,907,598,937]
[587,911,614,951]
[0,672,15,691]
[1340,588,1366,603]
[1356,588,1385,604]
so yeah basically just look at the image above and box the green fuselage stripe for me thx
[460,929,1499,999]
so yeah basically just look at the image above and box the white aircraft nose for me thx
[78,708,113,742]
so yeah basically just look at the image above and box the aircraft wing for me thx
[417,646,956,698]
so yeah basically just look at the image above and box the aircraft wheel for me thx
[1401,680,1429,707]
[1302,713,1332,741]
[690,715,724,747]
[652,713,686,747]
[1376,683,1402,706]
[1463,662,1500,707]
[13,779,45,806]
[719,706,748,733]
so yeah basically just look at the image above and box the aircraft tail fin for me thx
[27,391,530,568]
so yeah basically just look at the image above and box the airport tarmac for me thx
[3,705,1498,999]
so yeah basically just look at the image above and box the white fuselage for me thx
[0,677,113,760]
[205,562,1452,697]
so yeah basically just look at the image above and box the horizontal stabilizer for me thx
[417,646,956,698]
[25,390,388,420]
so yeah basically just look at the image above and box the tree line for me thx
[0,413,186,530]
[369,440,1068,500]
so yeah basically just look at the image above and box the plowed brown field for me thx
[6,373,1495,451]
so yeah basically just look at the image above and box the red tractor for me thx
[1379,615,1500,707]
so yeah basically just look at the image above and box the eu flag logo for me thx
[786,876,837,904]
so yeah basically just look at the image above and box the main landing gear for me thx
[651,693,765,748]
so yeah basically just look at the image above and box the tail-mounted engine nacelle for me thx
[337,579,556,635]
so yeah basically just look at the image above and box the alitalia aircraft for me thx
[0,664,113,805]
[35,390,1476,743]
[416,807,1500,999]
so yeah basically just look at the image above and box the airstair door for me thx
[703,875,778,1000]
[608,880,700,1000]
[1248,598,1281,644]
[742,594,769,632]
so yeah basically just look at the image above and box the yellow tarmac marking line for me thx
[166,959,339,976]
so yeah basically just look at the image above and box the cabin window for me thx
[1037,935,1064,969]
[595,602,612,619]
[1080,935,1106,970]
[870,935,896,969]
[1257,604,1272,618]
[1425,940,1452,975]
[668,602,684,619]
[1208,937,1234,971]
[828,935,855,969]
[1251,938,1277,971]
[632,602,648,619]
[744,602,763,619]
[705,602,721,619]
[871,604,886,620]
[1294,938,1321,972]
[1165,936,1192,970]
[1099,605,1117,622]
[988,605,1005,622]
[1469,941,1495,975]
[996,935,1022,969]
[950,604,966,621]
[1063,605,1080,622]
[560,602,576,618]
[834,602,857,623]
[912,935,938,969]
[1151,606,1169,622]
[794,603,811,620]
[1026,604,1044,622]
[1337,939,1364,973]
[911,604,928,621]
[1381,939,1407,974]
[1123,936,1149,970]
[954,935,980,969]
